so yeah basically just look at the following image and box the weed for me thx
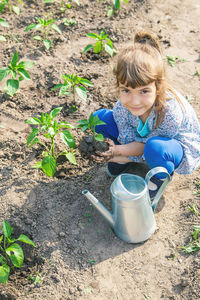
[88,259,95,265]
[25,15,62,50]
[194,70,200,77]
[62,17,76,26]
[0,51,34,97]
[0,220,36,284]
[166,55,179,67]
[26,107,76,177]
[51,73,93,104]
[83,30,117,57]
[187,203,200,215]
[107,0,129,17]
[77,112,106,141]
[0,17,9,41]
[28,272,43,285]
[0,0,23,15]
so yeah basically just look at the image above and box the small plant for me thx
[25,16,62,50]
[77,112,106,142]
[0,51,35,97]
[0,17,9,42]
[0,220,36,284]
[83,30,117,57]
[187,203,200,215]
[62,17,76,26]
[107,0,128,17]
[166,55,179,67]
[0,0,23,15]
[28,271,43,285]
[51,73,93,104]
[26,107,76,177]
[43,0,79,11]
[194,70,200,77]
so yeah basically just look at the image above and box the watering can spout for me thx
[82,190,114,228]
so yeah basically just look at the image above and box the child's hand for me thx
[92,139,116,163]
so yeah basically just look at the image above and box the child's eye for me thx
[141,89,149,94]
[122,89,130,94]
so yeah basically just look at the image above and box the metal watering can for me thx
[82,167,171,243]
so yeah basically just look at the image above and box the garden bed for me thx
[0,0,200,299]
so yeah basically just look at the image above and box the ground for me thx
[0,0,200,299]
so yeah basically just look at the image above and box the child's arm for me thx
[93,139,145,163]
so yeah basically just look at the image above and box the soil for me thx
[78,135,109,159]
[0,0,200,299]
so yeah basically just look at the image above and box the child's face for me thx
[119,81,157,122]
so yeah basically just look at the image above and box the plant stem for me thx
[73,86,76,103]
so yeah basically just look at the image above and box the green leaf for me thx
[60,130,76,148]
[17,61,35,69]
[82,44,93,54]
[114,0,120,10]
[44,0,55,3]
[3,220,13,238]
[77,119,88,125]
[65,152,76,165]
[27,128,39,146]
[17,234,36,247]
[76,86,87,101]
[86,33,99,39]
[43,39,51,50]
[105,43,115,57]
[12,5,20,15]
[5,79,19,97]
[50,107,62,118]
[0,68,10,82]
[59,122,74,129]
[0,265,10,284]
[18,68,31,80]
[107,8,114,17]
[48,127,55,136]
[33,161,42,169]
[59,85,70,96]
[51,24,62,34]
[94,41,102,53]
[0,35,6,42]
[79,78,93,87]
[0,18,9,28]
[95,133,104,141]
[11,51,19,68]
[42,155,56,177]
[33,35,42,40]
[25,117,41,125]
[51,84,64,92]
[6,243,24,268]
[25,23,38,32]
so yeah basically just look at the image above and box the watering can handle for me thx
[145,167,172,211]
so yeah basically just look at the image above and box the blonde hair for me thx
[113,31,182,127]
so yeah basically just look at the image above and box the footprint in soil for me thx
[78,135,109,159]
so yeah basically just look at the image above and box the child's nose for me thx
[129,94,140,105]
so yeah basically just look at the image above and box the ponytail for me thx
[134,31,162,54]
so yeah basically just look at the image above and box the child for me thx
[92,31,200,198]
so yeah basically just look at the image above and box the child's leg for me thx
[143,136,184,178]
[94,109,119,144]
[94,109,129,177]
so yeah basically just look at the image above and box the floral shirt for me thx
[113,91,200,174]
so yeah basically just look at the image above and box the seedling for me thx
[0,220,36,284]
[26,107,76,177]
[25,16,62,50]
[83,30,117,57]
[187,204,200,215]
[107,0,129,17]
[43,0,79,11]
[0,51,35,97]
[77,113,106,142]
[0,17,9,41]
[28,272,43,285]
[194,70,200,77]
[0,0,23,15]
[166,55,179,67]
[62,17,76,26]
[51,73,93,104]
